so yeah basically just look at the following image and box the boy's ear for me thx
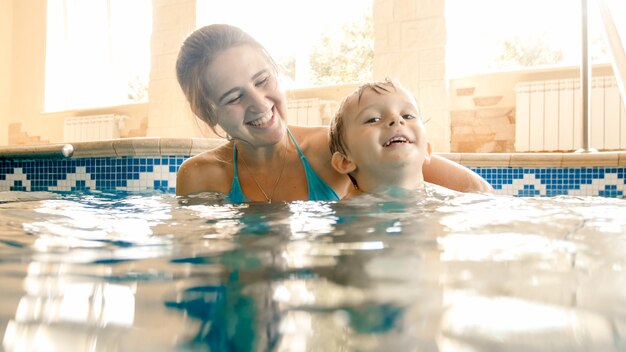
[423,142,432,165]
[331,152,357,175]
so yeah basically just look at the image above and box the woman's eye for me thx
[226,95,242,105]
[365,117,381,124]
[255,76,269,87]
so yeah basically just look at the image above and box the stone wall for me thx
[373,0,450,152]
[450,87,515,152]
[8,123,49,145]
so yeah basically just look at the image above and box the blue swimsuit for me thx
[227,129,340,203]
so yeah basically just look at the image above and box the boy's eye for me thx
[402,114,417,120]
[365,117,381,124]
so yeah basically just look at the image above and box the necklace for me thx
[238,138,288,203]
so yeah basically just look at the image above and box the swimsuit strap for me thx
[227,145,248,203]
[287,128,340,201]
[287,128,305,156]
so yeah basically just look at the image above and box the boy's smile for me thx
[382,134,412,147]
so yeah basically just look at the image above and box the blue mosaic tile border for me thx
[0,156,186,193]
[0,156,625,198]
[473,167,626,198]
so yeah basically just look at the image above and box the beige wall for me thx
[0,0,12,146]
[10,0,48,144]
[373,0,450,152]
[148,0,206,138]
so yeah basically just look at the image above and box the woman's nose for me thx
[248,89,271,112]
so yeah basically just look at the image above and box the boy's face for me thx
[338,85,431,174]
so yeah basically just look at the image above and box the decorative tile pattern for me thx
[473,167,626,198]
[0,168,31,191]
[1,157,625,198]
[0,156,186,193]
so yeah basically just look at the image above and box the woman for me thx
[175,24,492,201]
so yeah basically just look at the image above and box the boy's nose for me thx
[388,115,404,126]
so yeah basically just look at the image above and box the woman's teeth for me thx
[248,113,272,126]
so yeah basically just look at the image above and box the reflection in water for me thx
[0,189,625,351]
[4,261,136,351]
[164,283,258,352]
[438,292,617,352]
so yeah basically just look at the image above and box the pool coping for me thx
[0,137,625,167]
[0,137,224,159]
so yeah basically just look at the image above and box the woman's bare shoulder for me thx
[288,125,330,152]
[176,144,233,196]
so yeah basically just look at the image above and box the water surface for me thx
[1,188,625,351]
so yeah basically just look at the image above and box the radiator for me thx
[287,98,322,126]
[286,99,338,126]
[515,76,626,151]
[63,114,125,142]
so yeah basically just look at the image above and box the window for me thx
[45,0,152,112]
[196,0,372,88]
[446,0,624,78]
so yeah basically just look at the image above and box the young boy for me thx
[329,79,433,197]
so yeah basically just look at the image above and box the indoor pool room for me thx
[2,0,626,351]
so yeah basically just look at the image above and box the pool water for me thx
[1,188,626,351]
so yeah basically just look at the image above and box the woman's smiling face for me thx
[205,44,288,147]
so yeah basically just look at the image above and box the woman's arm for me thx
[423,154,493,193]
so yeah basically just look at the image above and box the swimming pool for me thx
[1,138,626,351]
[1,186,625,351]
